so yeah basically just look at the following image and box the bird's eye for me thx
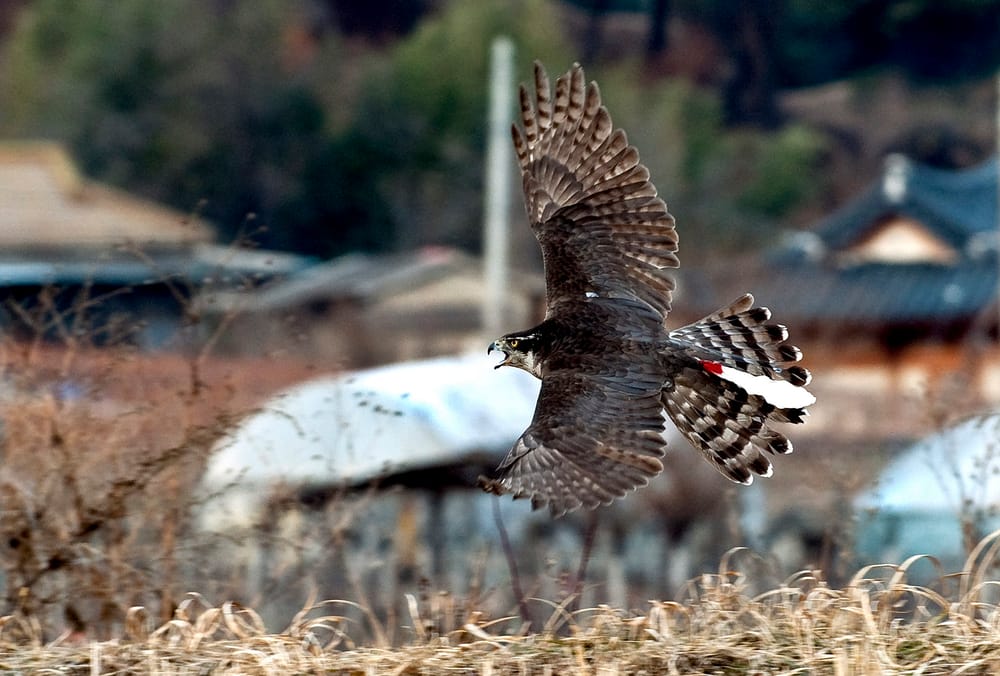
[509,339,519,349]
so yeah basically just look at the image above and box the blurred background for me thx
[2,0,1000,640]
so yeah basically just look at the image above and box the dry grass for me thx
[3,535,1000,674]
[2,279,999,673]
[0,339,323,636]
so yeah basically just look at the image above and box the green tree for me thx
[0,0,577,256]
[591,62,827,255]
[0,0,373,256]
[0,0,829,259]
[344,0,574,251]
[775,0,1000,86]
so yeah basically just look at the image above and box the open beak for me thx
[488,341,509,369]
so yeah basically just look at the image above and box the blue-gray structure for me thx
[760,155,999,336]
[0,246,312,348]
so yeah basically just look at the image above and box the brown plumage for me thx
[482,62,814,517]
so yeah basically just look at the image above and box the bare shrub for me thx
[0,258,315,640]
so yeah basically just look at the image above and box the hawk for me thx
[482,62,815,517]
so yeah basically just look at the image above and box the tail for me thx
[663,294,814,484]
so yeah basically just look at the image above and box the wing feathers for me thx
[534,65,553,132]
[517,86,537,149]
[488,62,813,515]
[550,68,585,161]
[493,367,666,516]
[515,61,677,317]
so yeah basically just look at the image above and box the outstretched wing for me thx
[489,362,667,517]
[513,62,678,319]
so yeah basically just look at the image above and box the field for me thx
[4,537,1000,674]
[0,331,998,673]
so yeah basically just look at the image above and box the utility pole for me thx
[996,71,1000,342]
[482,37,515,339]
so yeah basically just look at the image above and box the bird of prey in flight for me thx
[482,62,815,517]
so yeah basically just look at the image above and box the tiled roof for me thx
[808,154,998,254]
[0,243,311,288]
[199,246,544,314]
[764,155,1000,327]
[0,141,213,251]
[752,260,998,325]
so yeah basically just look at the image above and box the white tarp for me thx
[854,412,1000,569]
[856,413,1000,512]
[203,352,540,491]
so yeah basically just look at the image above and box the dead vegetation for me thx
[2,274,1000,673]
[0,272,320,638]
[2,535,1000,674]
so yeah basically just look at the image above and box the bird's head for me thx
[489,332,542,378]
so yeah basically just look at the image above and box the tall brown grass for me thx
[3,533,1000,673]
[3,272,1000,673]
[0,275,319,639]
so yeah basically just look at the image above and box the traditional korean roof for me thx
[760,155,999,328]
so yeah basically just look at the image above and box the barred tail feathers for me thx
[662,369,801,484]
[669,293,812,388]
[663,294,814,483]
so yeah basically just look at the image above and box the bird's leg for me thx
[568,510,600,612]
[491,495,531,626]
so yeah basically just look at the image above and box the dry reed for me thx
[3,532,1000,674]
